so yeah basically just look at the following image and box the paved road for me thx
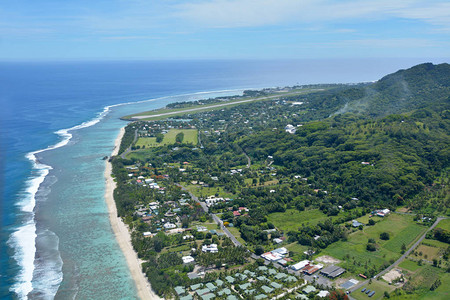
[120,128,138,159]
[130,91,311,120]
[349,216,447,294]
[176,184,245,248]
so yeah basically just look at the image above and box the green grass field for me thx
[390,266,450,300]
[183,184,235,199]
[352,280,396,300]
[227,226,246,245]
[356,214,383,224]
[399,259,421,272]
[436,218,450,231]
[135,129,198,148]
[322,214,427,274]
[285,242,308,261]
[267,209,329,231]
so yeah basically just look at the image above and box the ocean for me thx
[0,58,443,299]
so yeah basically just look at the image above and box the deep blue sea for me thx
[0,58,444,299]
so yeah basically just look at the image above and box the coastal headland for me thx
[105,127,160,300]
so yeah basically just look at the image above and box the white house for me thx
[182,256,195,264]
[202,244,218,253]
[291,260,310,271]
[163,223,176,230]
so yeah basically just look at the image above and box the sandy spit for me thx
[105,127,160,300]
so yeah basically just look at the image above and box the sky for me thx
[0,0,449,61]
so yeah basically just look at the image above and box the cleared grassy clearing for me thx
[436,218,450,231]
[415,244,442,261]
[322,214,427,273]
[182,184,235,199]
[352,280,396,300]
[421,238,448,248]
[285,242,308,261]
[399,259,421,272]
[135,129,198,148]
[227,226,246,245]
[267,209,329,232]
[356,214,383,224]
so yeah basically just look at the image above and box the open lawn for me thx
[399,259,421,272]
[421,238,448,248]
[161,243,191,255]
[267,209,329,232]
[414,244,441,261]
[285,242,308,261]
[191,221,220,231]
[227,226,246,245]
[352,280,396,300]
[356,214,383,224]
[436,218,450,231]
[136,129,198,148]
[322,214,427,275]
[183,184,235,199]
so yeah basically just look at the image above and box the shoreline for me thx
[104,127,160,300]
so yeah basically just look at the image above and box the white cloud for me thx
[175,0,450,29]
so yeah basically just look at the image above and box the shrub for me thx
[380,232,390,240]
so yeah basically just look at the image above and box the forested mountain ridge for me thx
[331,63,450,118]
[239,63,449,211]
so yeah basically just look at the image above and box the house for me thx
[202,244,218,253]
[317,291,330,298]
[164,223,176,230]
[205,282,216,292]
[233,211,241,217]
[200,293,215,300]
[174,286,185,296]
[261,285,274,294]
[271,282,283,289]
[375,208,390,217]
[196,288,210,296]
[285,124,296,134]
[143,232,152,237]
[182,256,195,264]
[302,285,317,294]
[217,288,231,296]
[291,260,310,271]
[272,247,288,256]
[352,220,364,227]
[225,276,235,283]
[190,283,203,291]
[261,252,283,261]
[205,196,224,207]
[273,238,283,244]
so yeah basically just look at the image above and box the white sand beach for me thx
[105,127,160,300]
